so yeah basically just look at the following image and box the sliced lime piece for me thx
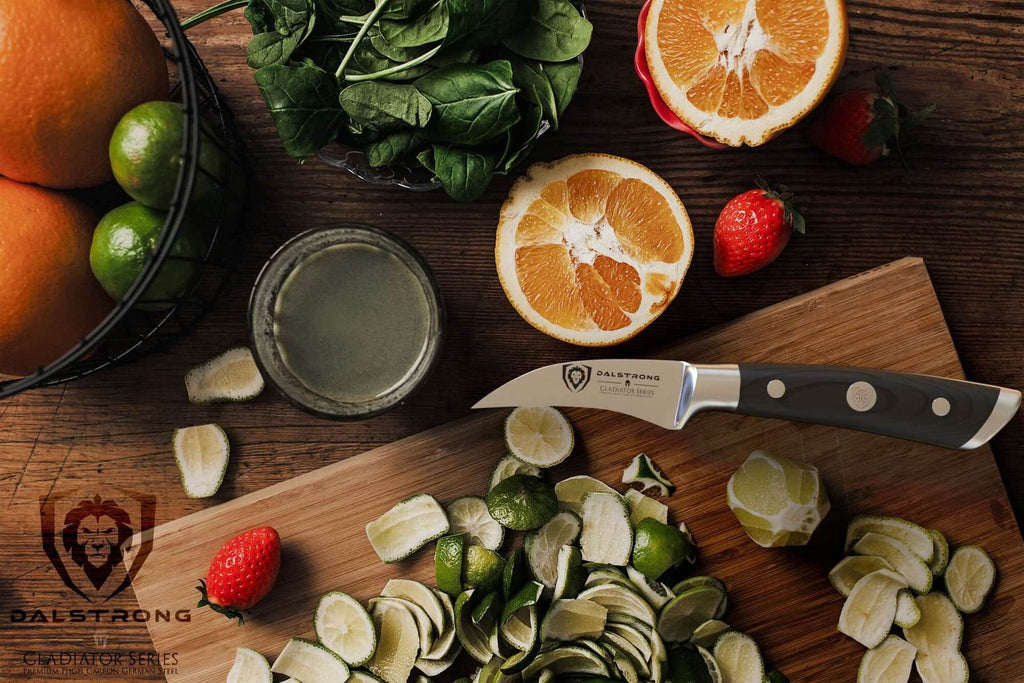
[471,592,499,626]
[226,647,271,683]
[915,648,969,683]
[945,545,996,613]
[420,589,457,661]
[504,406,574,467]
[541,598,608,641]
[435,534,465,596]
[454,589,491,664]
[366,599,421,683]
[486,474,558,531]
[185,346,264,404]
[894,589,921,629]
[691,619,731,648]
[838,569,908,649]
[500,604,539,652]
[555,475,619,515]
[626,565,674,610]
[447,496,504,550]
[367,493,450,563]
[632,518,694,581]
[173,424,229,499]
[490,454,542,491]
[610,649,642,683]
[657,585,727,643]
[697,645,724,683]
[526,510,582,588]
[464,546,506,592]
[381,579,445,635]
[624,488,669,527]
[315,591,376,666]
[927,529,950,576]
[503,547,528,600]
[852,532,933,593]
[415,641,460,676]
[586,568,633,590]
[501,646,538,675]
[348,672,384,683]
[902,591,964,656]
[501,581,544,625]
[521,645,612,679]
[272,638,351,683]
[603,625,652,670]
[829,555,895,597]
[712,631,765,683]
[857,634,916,683]
[370,596,434,664]
[578,583,656,627]
[580,491,633,566]
[845,515,934,562]
[553,545,587,601]
[622,453,675,497]
[671,575,726,595]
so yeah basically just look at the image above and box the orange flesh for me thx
[656,0,829,118]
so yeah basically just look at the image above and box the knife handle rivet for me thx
[932,397,951,417]
[767,379,786,399]
[847,381,877,412]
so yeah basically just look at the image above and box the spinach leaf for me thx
[502,0,592,62]
[369,28,434,62]
[508,55,559,128]
[245,0,316,68]
[347,43,436,80]
[500,103,544,172]
[544,59,582,118]
[253,63,345,157]
[443,0,533,49]
[414,61,520,145]
[428,145,498,202]
[416,147,436,173]
[379,0,448,48]
[365,129,425,166]
[340,81,432,128]
[244,0,273,32]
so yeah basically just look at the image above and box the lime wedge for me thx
[272,638,351,683]
[501,581,544,624]
[845,516,934,563]
[226,647,271,683]
[447,496,504,550]
[464,546,506,592]
[172,424,229,499]
[414,640,460,677]
[580,492,633,566]
[902,592,964,656]
[944,545,996,613]
[366,493,450,563]
[671,575,726,595]
[503,547,528,600]
[542,598,608,641]
[522,645,612,679]
[852,532,933,593]
[370,597,434,664]
[489,454,541,491]
[381,579,445,634]
[578,583,657,627]
[500,604,539,652]
[419,589,457,661]
[691,619,731,648]
[623,453,675,497]
[486,474,558,531]
[712,631,764,683]
[454,589,493,664]
[632,518,695,581]
[504,406,574,467]
[501,646,537,675]
[553,545,587,601]
[829,555,895,597]
[603,626,652,669]
[626,565,674,610]
[367,600,420,683]
[927,529,950,576]
[185,346,264,404]
[315,591,376,666]
[857,634,916,683]
[657,585,727,643]
[610,650,642,682]
[435,534,465,596]
[624,488,669,527]
[586,568,634,590]
[555,475,620,515]
[838,569,908,649]
[697,645,723,683]
[894,589,921,629]
[915,648,969,683]
[526,511,582,588]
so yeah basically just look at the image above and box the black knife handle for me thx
[737,364,1017,449]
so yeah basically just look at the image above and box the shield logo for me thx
[40,488,156,603]
[562,363,592,392]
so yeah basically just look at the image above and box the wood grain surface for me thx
[1,0,1023,678]
[125,259,1024,682]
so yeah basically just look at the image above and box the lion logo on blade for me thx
[562,363,592,392]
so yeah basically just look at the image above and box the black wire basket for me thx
[0,0,246,399]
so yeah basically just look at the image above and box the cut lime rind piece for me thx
[542,598,608,641]
[489,454,541,491]
[553,545,587,601]
[381,579,446,635]
[367,600,421,683]
[626,565,674,610]
[272,638,351,683]
[944,545,996,614]
[226,647,271,683]
[845,515,935,563]
[454,589,493,664]
[555,475,620,515]
[697,645,723,683]
[370,597,434,667]
[447,496,504,551]
[927,529,949,576]
[464,546,506,592]
[504,406,574,467]
[173,423,229,499]
[829,555,895,598]
[852,532,933,593]
[315,591,376,667]
[838,569,908,649]
[347,672,384,683]
[522,645,612,679]
[915,648,969,683]
[470,591,496,626]
[580,491,633,566]
[526,511,582,588]
[624,488,669,527]
[367,493,450,564]
[435,534,465,596]
[857,635,916,683]
[894,589,921,629]
[691,619,731,648]
[420,589,457,661]
[902,591,964,656]
[185,346,264,404]
[578,583,657,628]
[657,585,727,643]
[712,631,765,683]
[622,453,675,497]
[486,474,558,531]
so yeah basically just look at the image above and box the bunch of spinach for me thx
[183,0,591,201]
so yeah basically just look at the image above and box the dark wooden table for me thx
[1,0,1022,680]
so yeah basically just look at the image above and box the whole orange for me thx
[0,179,114,377]
[0,0,169,189]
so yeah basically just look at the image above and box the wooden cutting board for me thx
[126,258,1024,682]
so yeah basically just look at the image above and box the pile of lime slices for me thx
[831,515,996,683]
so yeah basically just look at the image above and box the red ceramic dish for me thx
[634,0,729,149]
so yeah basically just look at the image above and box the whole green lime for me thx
[109,101,234,210]
[632,518,695,581]
[485,475,557,531]
[89,201,204,310]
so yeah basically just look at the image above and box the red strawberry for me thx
[807,71,934,165]
[713,181,805,277]
[197,526,280,624]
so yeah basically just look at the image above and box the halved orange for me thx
[645,0,847,146]
[496,154,694,346]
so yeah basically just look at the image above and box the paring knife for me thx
[472,360,1021,450]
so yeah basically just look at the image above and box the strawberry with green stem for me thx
[197,526,281,624]
[713,180,805,278]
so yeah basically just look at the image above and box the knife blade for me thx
[472,359,1021,450]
